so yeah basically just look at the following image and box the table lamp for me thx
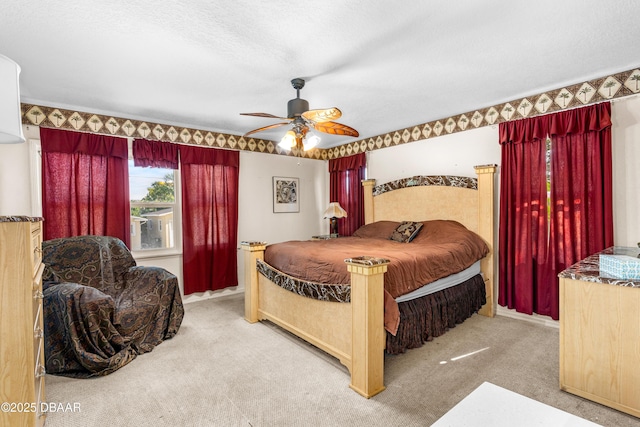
[322,202,347,237]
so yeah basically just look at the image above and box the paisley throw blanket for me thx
[42,235,184,378]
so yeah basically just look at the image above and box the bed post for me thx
[241,241,266,323]
[344,256,389,398]
[474,164,497,318]
[362,179,375,224]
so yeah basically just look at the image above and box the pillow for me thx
[410,220,489,258]
[389,221,423,243]
[352,221,400,239]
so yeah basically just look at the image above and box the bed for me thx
[241,165,496,398]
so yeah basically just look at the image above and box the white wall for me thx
[237,150,328,245]
[611,96,640,247]
[367,125,501,182]
[229,151,328,302]
[0,140,30,215]
[0,125,39,216]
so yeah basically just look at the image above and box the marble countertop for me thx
[0,215,43,223]
[558,246,640,288]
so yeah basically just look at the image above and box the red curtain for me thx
[546,103,613,318]
[329,153,366,236]
[498,116,550,317]
[41,128,130,246]
[133,138,179,169]
[498,103,613,319]
[180,145,239,295]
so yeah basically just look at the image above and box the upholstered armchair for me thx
[42,235,184,377]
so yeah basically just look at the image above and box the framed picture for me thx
[273,176,299,213]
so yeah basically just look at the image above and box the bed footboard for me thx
[241,242,388,398]
[345,256,388,397]
[242,241,266,323]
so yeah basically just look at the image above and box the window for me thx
[129,159,180,252]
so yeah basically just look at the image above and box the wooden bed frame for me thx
[242,165,496,398]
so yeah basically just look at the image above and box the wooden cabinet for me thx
[559,247,640,419]
[0,217,46,427]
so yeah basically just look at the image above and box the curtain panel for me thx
[179,145,239,295]
[329,152,366,236]
[498,102,612,320]
[546,103,613,318]
[498,119,550,317]
[133,139,179,169]
[40,128,130,246]
[40,127,128,158]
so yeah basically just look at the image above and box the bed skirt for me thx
[256,258,485,356]
[387,274,486,355]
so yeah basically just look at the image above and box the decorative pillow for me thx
[389,221,423,243]
[352,221,401,239]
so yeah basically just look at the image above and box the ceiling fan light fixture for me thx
[241,78,359,149]
[278,131,296,150]
[303,132,320,151]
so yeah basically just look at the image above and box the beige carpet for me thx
[44,295,640,427]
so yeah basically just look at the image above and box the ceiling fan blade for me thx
[240,112,291,120]
[312,121,359,137]
[243,122,290,137]
[301,107,342,123]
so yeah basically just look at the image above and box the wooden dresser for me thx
[0,216,46,427]
[559,246,640,419]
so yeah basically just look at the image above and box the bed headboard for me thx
[364,175,480,232]
[362,165,497,316]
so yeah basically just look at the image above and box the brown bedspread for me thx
[264,220,489,299]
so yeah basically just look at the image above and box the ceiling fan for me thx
[241,78,359,151]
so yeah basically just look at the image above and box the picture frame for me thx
[273,176,299,213]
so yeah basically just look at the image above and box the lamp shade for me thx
[278,131,296,150]
[323,202,347,219]
[0,54,25,144]
[302,132,320,151]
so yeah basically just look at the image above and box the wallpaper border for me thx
[20,67,640,160]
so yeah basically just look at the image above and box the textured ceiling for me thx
[1,1,638,149]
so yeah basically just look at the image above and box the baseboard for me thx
[182,286,244,304]
[496,306,559,329]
